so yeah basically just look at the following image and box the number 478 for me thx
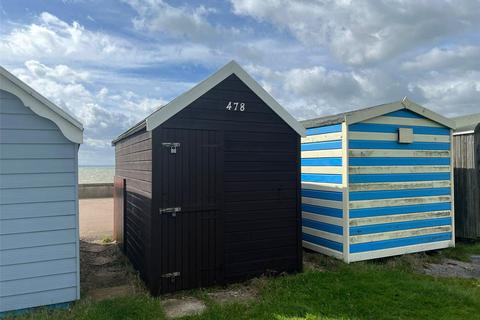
[226,101,246,111]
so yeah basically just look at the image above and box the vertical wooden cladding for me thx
[153,128,223,293]
[114,130,153,285]
[148,74,301,292]
[453,127,480,239]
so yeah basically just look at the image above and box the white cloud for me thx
[2,3,479,164]
[9,61,168,164]
[403,46,480,71]
[0,11,226,68]
[125,0,221,40]
[231,0,480,65]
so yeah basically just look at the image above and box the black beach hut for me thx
[112,61,305,294]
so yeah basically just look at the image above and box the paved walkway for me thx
[79,198,113,240]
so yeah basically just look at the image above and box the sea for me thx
[79,166,115,184]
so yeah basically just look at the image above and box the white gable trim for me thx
[146,61,305,136]
[0,66,83,144]
[345,98,455,128]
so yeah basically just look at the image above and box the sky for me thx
[1,0,479,165]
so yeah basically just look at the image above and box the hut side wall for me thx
[152,74,301,283]
[0,90,79,313]
[453,130,480,239]
[347,109,454,261]
[300,123,345,260]
[114,130,153,285]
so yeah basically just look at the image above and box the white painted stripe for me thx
[348,240,453,262]
[302,196,343,209]
[302,182,344,192]
[303,241,343,259]
[349,210,451,227]
[303,226,343,243]
[349,195,451,209]
[349,180,451,191]
[341,121,350,262]
[349,149,450,158]
[363,115,442,127]
[302,149,343,158]
[350,226,452,244]
[450,130,455,245]
[349,165,450,174]
[302,166,343,174]
[301,132,342,143]
[303,212,343,226]
[349,131,450,143]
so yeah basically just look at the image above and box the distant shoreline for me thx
[79,166,115,184]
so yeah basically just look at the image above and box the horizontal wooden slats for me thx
[349,131,450,143]
[0,144,75,159]
[0,173,75,189]
[350,210,451,227]
[0,201,76,220]
[349,180,451,191]
[0,229,76,250]
[0,258,76,282]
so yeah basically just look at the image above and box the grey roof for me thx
[301,98,455,129]
[452,113,480,134]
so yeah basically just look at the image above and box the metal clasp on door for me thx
[162,142,180,154]
[159,207,181,217]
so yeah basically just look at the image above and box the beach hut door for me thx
[157,128,224,293]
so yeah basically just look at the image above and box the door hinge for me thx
[162,142,180,154]
[161,271,180,282]
[159,207,181,216]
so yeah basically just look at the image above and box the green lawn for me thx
[7,243,480,320]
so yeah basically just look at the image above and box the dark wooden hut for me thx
[112,61,305,294]
[453,114,480,239]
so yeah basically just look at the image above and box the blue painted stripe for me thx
[303,218,343,235]
[301,140,342,151]
[349,172,450,183]
[350,217,452,235]
[303,233,343,252]
[349,123,450,135]
[302,173,342,184]
[350,232,452,253]
[349,188,451,201]
[349,140,450,150]
[385,109,424,119]
[302,189,343,201]
[301,157,342,166]
[350,202,451,218]
[306,124,342,135]
[302,204,343,218]
[349,157,450,166]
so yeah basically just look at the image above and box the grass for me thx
[438,241,480,262]
[6,242,480,320]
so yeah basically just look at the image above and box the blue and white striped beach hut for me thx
[301,98,455,262]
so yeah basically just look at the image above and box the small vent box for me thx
[398,127,414,143]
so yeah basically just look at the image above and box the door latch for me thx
[161,271,180,283]
[159,207,181,217]
[162,142,180,154]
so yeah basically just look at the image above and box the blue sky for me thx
[1,0,479,165]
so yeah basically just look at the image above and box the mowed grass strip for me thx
[7,243,480,320]
[193,262,480,320]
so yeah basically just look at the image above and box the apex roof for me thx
[113,61,305,144]
[0,65,83,144]
[302,97,455,129]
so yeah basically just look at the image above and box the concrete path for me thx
[79,198,113,240]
